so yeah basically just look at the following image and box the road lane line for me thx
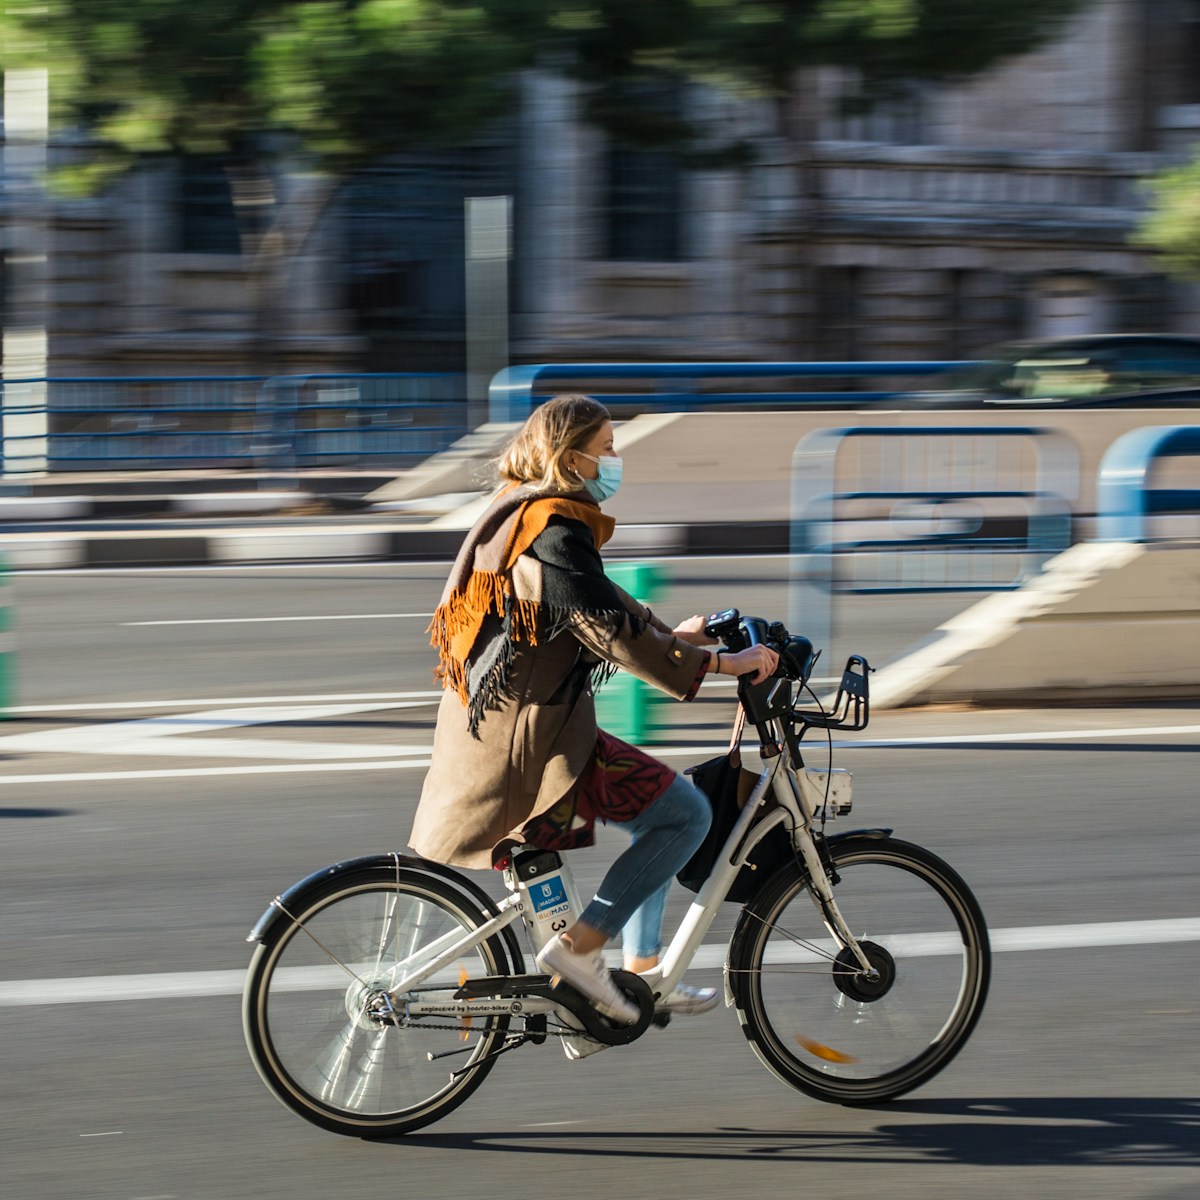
[654,724,1200,751]
[125,613,433,626]
[0,702,420,749]
[838,724,1200,747]
[0,701,432,762]
[1,720,1198,784]
[5,691,444,714]
[0,759,433,784]
[0,710,1195,785]
[3,917,1196,1007]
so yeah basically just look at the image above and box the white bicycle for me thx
[243,609,991,1138]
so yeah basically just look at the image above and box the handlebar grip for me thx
[740,616,769,650]
[733,616,774,684]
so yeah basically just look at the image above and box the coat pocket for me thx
[513,699,579,798]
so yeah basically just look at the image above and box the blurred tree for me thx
[1,0,1097,365]
[559,0,1094,148]
[0,0,543,369]
[1135,153,1200,280]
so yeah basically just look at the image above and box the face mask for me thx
[577,452,623,502]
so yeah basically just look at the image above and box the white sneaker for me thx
[654,982,720,1016]
[536,935,639,1025]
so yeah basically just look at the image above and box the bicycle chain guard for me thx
[452,969,655,1046]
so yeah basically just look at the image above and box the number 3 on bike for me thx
[242,608,991,1138]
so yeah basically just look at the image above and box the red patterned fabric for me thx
[516,730,677,856]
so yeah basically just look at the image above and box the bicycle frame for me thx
[391,713,875,1028]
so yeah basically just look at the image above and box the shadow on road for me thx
[398,1097,1200,1168]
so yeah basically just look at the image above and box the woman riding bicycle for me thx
[409,394,778,1026]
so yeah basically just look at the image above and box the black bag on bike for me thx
[677,707,792,903]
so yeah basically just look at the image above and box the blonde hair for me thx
[497,393,611,492]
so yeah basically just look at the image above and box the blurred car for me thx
[894,334,1200,409]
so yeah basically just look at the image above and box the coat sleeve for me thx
[571,607,709,700]
[527,517,709,701]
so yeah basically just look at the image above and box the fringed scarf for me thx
[428,484,624,734]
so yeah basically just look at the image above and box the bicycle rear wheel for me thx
[729,836,990,1105]
[243,865,514,1138]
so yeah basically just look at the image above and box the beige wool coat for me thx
[410,566,708,870]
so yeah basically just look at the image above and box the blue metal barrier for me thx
[488,361,978,423]
[1095,425,1200,541]
[0,374,467,471]
[790,425,1078,659]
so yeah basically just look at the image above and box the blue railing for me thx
[488,361,978,423]
[1096,425,1200,541]
[0,374,467,471]
[788,424,1079,660]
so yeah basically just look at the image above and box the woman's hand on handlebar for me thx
[719,645,779,684]
[672,614,717,647]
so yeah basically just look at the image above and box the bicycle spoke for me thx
[730,839,989,1103]
[245,869,512,1136]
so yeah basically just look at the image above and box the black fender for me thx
[245,852,526,974]
[744,827,895,911]
[824,827,894,848]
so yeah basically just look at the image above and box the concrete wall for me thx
[870,540,1200,706]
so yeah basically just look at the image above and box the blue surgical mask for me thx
[577,452,623,502]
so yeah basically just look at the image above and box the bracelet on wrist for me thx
[715,651,723,675]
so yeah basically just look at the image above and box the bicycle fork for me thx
[777,766,880,980]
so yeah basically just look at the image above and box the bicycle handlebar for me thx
[704,608,817,685]
[703,608,870,734]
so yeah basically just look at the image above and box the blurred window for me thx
[605,81,685,261]
[829,75,927,144]
[177,157,241,255]
[606,149,682,260]
[1186,2,1200,103]
[817,267,860,360]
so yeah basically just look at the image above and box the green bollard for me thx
[0,556,12,717]
[595,561,664,743]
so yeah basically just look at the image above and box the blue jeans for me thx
[577,773,711,959]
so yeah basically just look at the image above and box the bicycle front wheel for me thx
[243,865,514,1138]
[730,836,990,1105]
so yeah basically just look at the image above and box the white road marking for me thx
[0,694,1194,784]
[0,702,426,761]
[0,759,431,784]
[5,690,443,714]
[125,613,433,626]
[3,917,1196,1007]
[651,724,1200,754]
[839,724,1200,747]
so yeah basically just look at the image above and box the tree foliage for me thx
[3,0,1098,169]
[1134,153,1200,281]
[3,0,542,176]
[553,0,1094,144]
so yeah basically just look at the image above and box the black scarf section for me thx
[462,515,643,736]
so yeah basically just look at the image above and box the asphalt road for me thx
[1,560,1197,1200]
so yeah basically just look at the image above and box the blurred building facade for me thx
[2,0,1200,379]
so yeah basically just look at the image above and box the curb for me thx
[0,520,790,569]
[0,492,318,521]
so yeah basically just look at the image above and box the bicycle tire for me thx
[243,864,514,1138]
[729,835,990,1105]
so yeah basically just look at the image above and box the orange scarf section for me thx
[429,495,615,703]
